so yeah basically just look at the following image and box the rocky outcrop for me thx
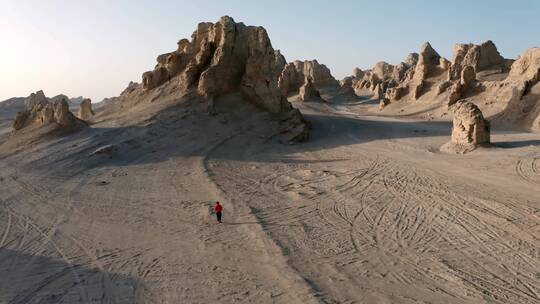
[278,62,304,96]
[352,68,364,80]
[412,80,425,100]
[448,82,464,106]
[448,40,512,81]
[439,57,451,70]
[460,65,476,87]
[12,91,85,131]
[339,76,356,96]
[139,16,309,141]
[373,61,394,80]
[25,90,48,110]
[278,60,339,96]
[441,101,490,153]
[299,78,324,102]
[352,48,422,99]
[386,86,408,101]
[507,47,540,89]
[414,42,441,81]
[437,80,453,95]
[78,98,94,120]
[405,53,419,66]
[492,48,540,131]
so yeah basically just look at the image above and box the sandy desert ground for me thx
[0,90,539,304]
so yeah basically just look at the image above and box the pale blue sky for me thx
[1,0,538,102]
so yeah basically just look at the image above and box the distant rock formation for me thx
[448,40,513,81]
[353,49,425,100]
[12,91,85,131]
[352,68,364,80]
[25,90,48,110]
[299,78,324,102]
[278,60,339,96]
[441,101,490,153]
[78,98,94,120]
[138,16,309,141]
[346,38,540,133]
[339,76,357,97]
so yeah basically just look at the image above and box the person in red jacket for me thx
[214,201,223,223]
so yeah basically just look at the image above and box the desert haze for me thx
[1,14,539,304]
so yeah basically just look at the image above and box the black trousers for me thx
[216,212,222,222]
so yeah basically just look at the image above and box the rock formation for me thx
[460,65,476,87]
[353,50,421,99]
[351,39,540,132]
[493,47,540,130]
[278,60,339,96]
[138,16,309,141]
[352,68,364,80]
[385,86,407,101]
[25,90,48,109]
[78,98,95,120]
[339,76,356,96]
[373,83,383,100]
[441,101,490,153]
[373,61,395,81]
[299,78,324,102]
[447,83,464,106]
[507,47,540,88]
[414,42,441,81]
[412,80,425,100]
[12,91,85,131]
[448,40,513,81]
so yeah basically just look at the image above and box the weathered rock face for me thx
[405,53,419,66]
[460,65,476,87]
[139,16,309,141]
[414,42,441,80]
[439,57,451,70]
[493,47,540,131]
[373,61,395,80]
[352,47,425,100]
[53,98,72,126]
[448,40,512,81]
[299,78,323,102]
[507,47,540,85]
[25,90,48,110]
[436,80,453,95]
[278,62,304,96]
[13,91,85,131]
[412,80,425,100]
[352,68,364,80]
[442,101,490,153]
[373,83,383,100]
[386,86,408,101]
[78,98,95,120]
[278,60,339,96]
[339,76,356,96]
[448,82,464,106]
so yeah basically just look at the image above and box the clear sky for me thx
[1,0,539,102]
